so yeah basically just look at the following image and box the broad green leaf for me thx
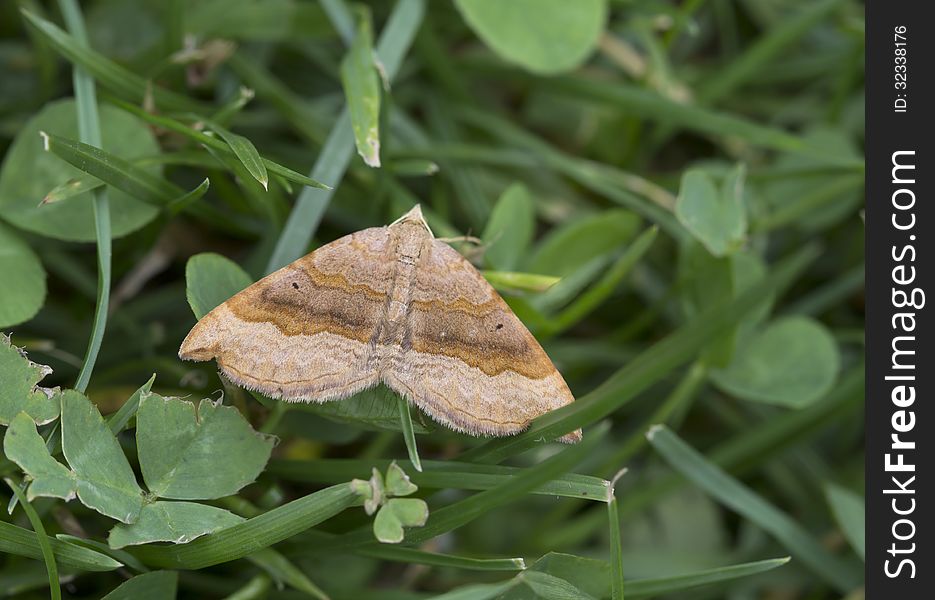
[506,553,609,600]
[647,425,861,592]
[826,483,865,561]
[100,571,178,600]
[137,394,275,499]
[61,390,144,523]
[385,462,418,497]
[675,167,747,257]
[185,253,253,320]
[108,501,244,549]
[0,99,159,241]
[482,183,534,271]
[373,498,429,544]
[455,0,607,74]
[0,335,60,426]
[3,413,76,501]
[527,209,640,277]
[203,120,268,190]
[711,316,839,407]
[340,5,381,167]
[0,224,46,327]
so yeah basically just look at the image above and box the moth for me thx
[180,205,580,442]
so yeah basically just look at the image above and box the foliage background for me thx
[0,0,865,598]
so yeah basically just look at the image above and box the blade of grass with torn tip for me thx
[627,557,791,598]
[0,521,122,572]
[201,119,268,190]
[646,425,861,592]
[266,0,425,273]
[5,478,60,600]
[130,484,359,569]
[105,97,328,189]
[341,5,382,167]
[460,245,819,463]
[267,458,610,501]
[20,9,210,113]
[58,0,109,395]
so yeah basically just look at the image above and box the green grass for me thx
[0,0,864,598]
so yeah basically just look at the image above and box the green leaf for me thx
[825,483,865,561]
[647,425,861,592]
[0,99,159,241]
[385,462,418,497]
[711,316,839,407]
[0,335,60,426]
[340,5,381,167]
[628,557,791,598]
[100,571,178,600]
[675,167,747,257]
[61,390,144,523]
[137,394,275,499]
[203,120,268,190]
[4,412,76,501]
[0,224,46,328]
[40,175,102,204]
[108,501,244,549]
[0,520,122,572]
[426,581,515,600]
[373,498,429,544]
[455,0,607,74]
[482,183,535,271]
[185,253,253,320]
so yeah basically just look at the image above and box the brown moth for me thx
[179,205,580,442]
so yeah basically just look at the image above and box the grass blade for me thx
[357,545,525,571]
[5,478,60,600]
[202,119,269,190]
[105,97,327,189]
[627,557,791,598]
[268,458,610,501]
[341,5,382,167]
[20,9,208,113]
[397,396,423,472]
[57,0,109,395]
[107,374,155,434]
[0,521,122,572]
[646,425,861,592]
[266,0,425,273]
[131,484,358,569]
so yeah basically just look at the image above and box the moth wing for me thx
[179,227,394,402]
[385,239,580,442]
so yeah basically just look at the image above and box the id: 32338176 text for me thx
[894,25,908,112]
